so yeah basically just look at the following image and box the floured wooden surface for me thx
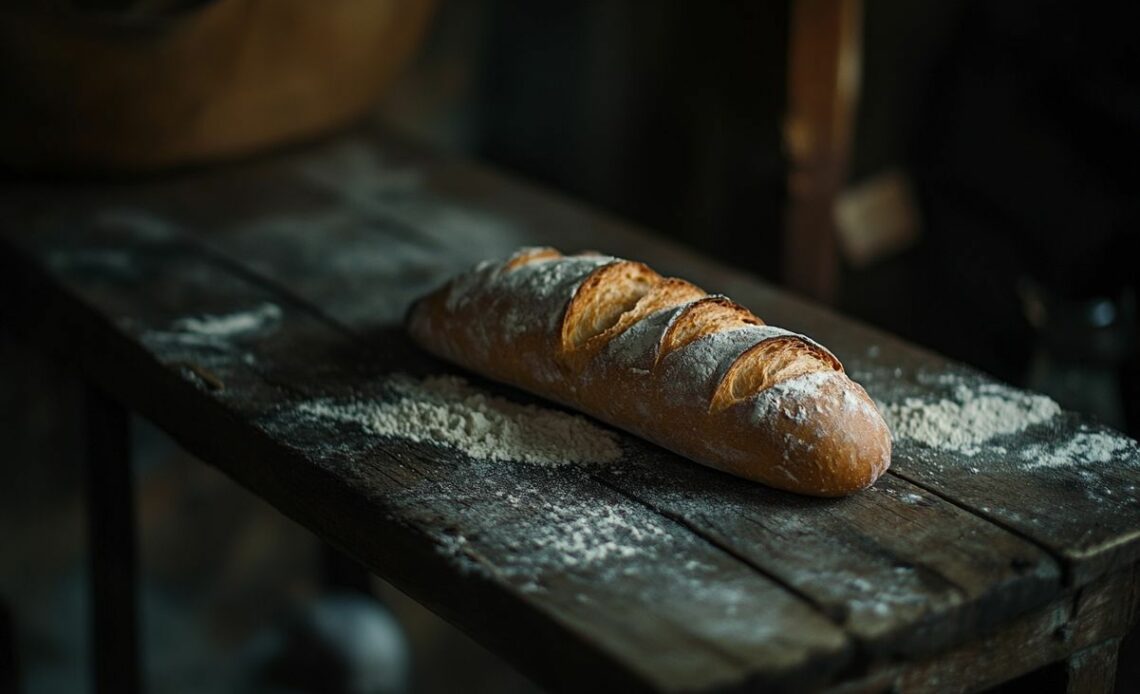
[2,126,1138,690]
[292,373,622,467]
[162,133,1138,579]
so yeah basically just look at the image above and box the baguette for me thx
[406,247,891,496]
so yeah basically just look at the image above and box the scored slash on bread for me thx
[407,246,892,496]
[660,296,764,354]
[712,330,842,413]
[562,268,707,367]
[562,260,665,353]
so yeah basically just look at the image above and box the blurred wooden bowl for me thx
[0,0,435,172]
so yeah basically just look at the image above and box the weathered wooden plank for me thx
[594,456,1056,657]
[4,126,1140,682]
[831,563,1139,693]
[0,214,851,692]
[94,161,1074,659]
[122,128,1140,590]
[200,226,1061,657]
[37,141,1072,656]
[0,140,1075,662]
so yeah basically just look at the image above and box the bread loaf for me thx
[406,247,892,496]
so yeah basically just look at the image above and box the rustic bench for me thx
[2,127,1138,693]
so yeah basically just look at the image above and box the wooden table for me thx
[2,127,1139,693]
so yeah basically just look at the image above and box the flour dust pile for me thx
[879,378,1060,457]
[297,374,622,466]
[879,373,1140,473]
[1022,430,1140,470]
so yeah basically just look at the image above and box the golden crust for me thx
[562,260,661,351]
[711,335,842,412]
[503,246,562,271]
[406,249,892,496]
[659,296,764,358]
[565,276,707,371]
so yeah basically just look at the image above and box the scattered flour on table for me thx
[879,380,1060,456]
[297,374,621,466]
[445,487,674,580]
[1021,430,1139,470]
[139,303,282,379]
[171,303,282,337]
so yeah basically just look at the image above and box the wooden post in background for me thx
[783,0,863,303]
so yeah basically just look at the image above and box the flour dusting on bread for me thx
[408,248,893,496]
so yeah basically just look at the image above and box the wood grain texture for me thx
[1064,639,1120,694]
[0,213,850,692]
[81,128,1140,585]
[191,191,1063,657]
[167,177,1062,658]
[782,0,862,301]
[2,126,1140,689]
[833,564,1139,693]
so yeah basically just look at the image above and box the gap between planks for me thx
[885,467,1075,586]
